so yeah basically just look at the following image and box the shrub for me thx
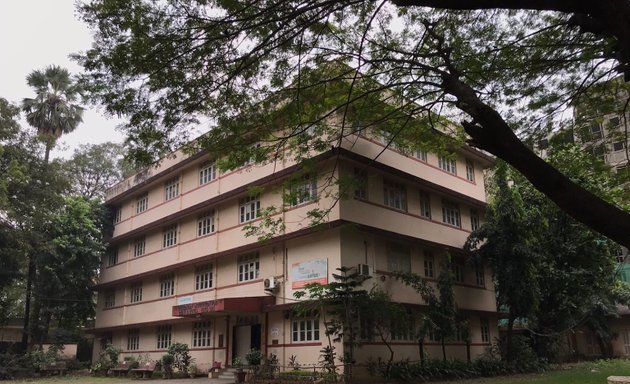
[278,369,317,380]
[0,351,31,380]
[246,348,263,367]
[167,342,193,374]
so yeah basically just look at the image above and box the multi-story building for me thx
[93,129,497,373]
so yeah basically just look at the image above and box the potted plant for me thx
[232,357,246,383]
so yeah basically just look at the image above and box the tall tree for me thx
[76,1,630,249]
[22,65,84,163]
[466,161,541,362]
[63,142,126,200]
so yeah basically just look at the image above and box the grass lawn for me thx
[433,359,630,384]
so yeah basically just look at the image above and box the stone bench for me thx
[40,361,67,376]
[110,361,132,377]
[130,361,157,379]
[608,376,630,384]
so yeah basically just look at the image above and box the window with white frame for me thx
[623,330,630,355]
[239,195,260,223]
[442,200,461,227]
[195,264,213,291]
[438,156,457,174]
[289,174,317,206]
[199,162,217,185]
[104,290,115,309]
[238,253,260,282]
[480,318,490,343]
[160,273,175,297]
[451,262,464,283]
[470,209,480,231]
[156,325,172,349]
[192,321,212,347]
[127,329,140,351]
[164,177,180,201]
[292,317,320,342]
[416,149,428,162]
[465,159,475,182]
[163,225,178,248]
[244,142,262,166]
[613,141,626,152]
[610,116,621,127]
[426,327,438,342]
[591,124,603,139]
[476,266,485,287]
[136,193,148,214]
[391,315,415,341]
[107,248,118,267]
[419,191,431,218]
[113,207,122,224]
[424,252,434,278]
[130,282,142,303]
[387,243,411,273]
[353,168,368,200]
[383,180,407,211]
[133,236,145,257]
[197,210,215,237]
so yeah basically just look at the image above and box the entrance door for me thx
[233,324,262,363]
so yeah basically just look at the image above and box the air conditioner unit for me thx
[357,263,371,277]
[264,277,278,291]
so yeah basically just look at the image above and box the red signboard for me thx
[172,299,225,317]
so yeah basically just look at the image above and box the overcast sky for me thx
[0,0,124,159]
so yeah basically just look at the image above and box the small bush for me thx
[0,351,31,380]
[279,369,317,380]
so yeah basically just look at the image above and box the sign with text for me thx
[291,258,328,289]
[177,296,193,305]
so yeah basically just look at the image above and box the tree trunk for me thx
[466,341,471,363]
[418,338,425,366]
[441,336,447,362]
[441,73,630,249]
[20,253,35,352]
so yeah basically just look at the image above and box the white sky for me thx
[0,0,124,159]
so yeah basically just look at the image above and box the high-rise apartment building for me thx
[93,129,497,373]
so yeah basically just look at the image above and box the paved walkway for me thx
[117,378,234,384]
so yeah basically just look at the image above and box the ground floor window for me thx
[480,318,490,343]
[192,321,212,347]
[127,329,140,351]
[623,330,630,355]
[292,318,320,342]
[157,325,172,349]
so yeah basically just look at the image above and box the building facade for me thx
[93,130,497,373]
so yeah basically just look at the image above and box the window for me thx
[451,262,464,283]
[383,180,407,211]
[292,318,320,342]
[163,225,178,248]
[610,116,621,127]
[244,142,262,166]
[465,159,475,182]
[353,168,368,200]
[438,156,457,174]
[127,329,140,351]
[133,236,145,257]
[107,248,118,267]
[197,211,215,237]
[476,267,485,287]
[288,175,317,206]
[424,252,434,278]
[419,192,431,218]
[613,141,626,152]
[416,149,428,162]
[199,162,217,185]
[480,318,490,343]
[442,200,461,227]
[238,253,260,282]
[136,193,148,214]
[157,325,172,349]
[130,282,142,303]
[104,290,115,309]
[195,264,213,291]
[391,315,415,341]
[426,327,438,342]
[470,209,480,231]
[160,273,175,297]
[387,243,411,273]
[164,177,180,201]
[239,195,260,223]
[623,330,630,355]
[113,207,122,224]
[591,124,603,139]
[192,321,212,347]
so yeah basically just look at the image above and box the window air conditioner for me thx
[357,263,371,277]
[264,277,277,291]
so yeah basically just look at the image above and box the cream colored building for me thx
[93,130,497,372]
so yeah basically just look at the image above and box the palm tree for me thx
[22,65,84,163]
